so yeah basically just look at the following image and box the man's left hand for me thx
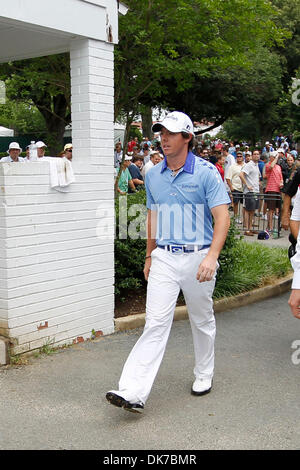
[196,255,217,283]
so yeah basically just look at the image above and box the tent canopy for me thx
[0,126,14,136]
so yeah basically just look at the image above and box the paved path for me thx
[242,229,290,248]
[0,291,299,450]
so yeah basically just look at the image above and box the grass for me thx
[213,240,292,299]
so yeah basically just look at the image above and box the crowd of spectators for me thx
[0,141,73,162]
[193,135,299,237]
[114,135,164,195]
[114,131,299,238]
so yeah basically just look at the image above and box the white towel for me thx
[43,157,75,192]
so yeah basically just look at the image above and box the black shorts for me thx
[265,191,281,210]
[244,192,259,211]
[232,190,243,204]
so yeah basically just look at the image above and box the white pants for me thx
[118,247,217,405]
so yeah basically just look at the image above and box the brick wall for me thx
[70,38,115,165]
[0,161,115,354]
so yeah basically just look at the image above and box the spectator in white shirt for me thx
[1,142,25,162]
[36,141,47,158]
[142,151,161,178]
[226,151,245,223]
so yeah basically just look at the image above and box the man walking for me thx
[106,111,230,413]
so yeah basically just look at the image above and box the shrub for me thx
[115,191,147,298]
[214,238,291,299]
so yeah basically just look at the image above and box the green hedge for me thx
[115,191,147,298]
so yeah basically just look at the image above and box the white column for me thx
[0,168,8,338]
[70,38,115,165]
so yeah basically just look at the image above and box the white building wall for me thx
[0,169,8,337]
[0,38,116,355]
[0,160,114,355]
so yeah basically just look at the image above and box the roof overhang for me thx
[0,0,126,64]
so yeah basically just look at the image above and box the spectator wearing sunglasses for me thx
[64,144,73,160]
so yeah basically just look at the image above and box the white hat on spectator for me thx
[64,143,73,151]
[277,148,285,154]
[36,141,47,148]
[7,142,22,153]
[124,155,132,161]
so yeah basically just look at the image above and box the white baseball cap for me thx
[277,148,285,154]
[152,111,195,136]
[7,142,22,153]
[64,143,73,151]
[270,151,278,158]
[265,141,270,145]
[36,141,47,148]
[124,155,132,161]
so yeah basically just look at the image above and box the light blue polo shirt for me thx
[145,152,230,246]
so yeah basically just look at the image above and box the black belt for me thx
[157,244,210,254]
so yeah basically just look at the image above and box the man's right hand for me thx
[281,213,290,230]
[288,289,300,319]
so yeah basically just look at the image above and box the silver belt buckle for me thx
[170,244,184,254]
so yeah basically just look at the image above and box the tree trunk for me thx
[259,123,275,148]
[43,116,68,156]
[36,94,70,156]
[141,105,153,139]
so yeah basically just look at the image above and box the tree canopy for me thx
[115,0,286,133]
[0,0,299,147]
[0,53,70,154]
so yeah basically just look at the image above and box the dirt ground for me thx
[114,289,186,318]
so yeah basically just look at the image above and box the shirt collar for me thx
[161,151,195,174]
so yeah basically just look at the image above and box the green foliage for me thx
[116,0,286,129]
[0,53,70,154]
[0,99,46,135]
[216,220,241,280]
[129,126,143,142]
[222,113,261,145]
[214,240,291,299]
[115,191,147,298]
